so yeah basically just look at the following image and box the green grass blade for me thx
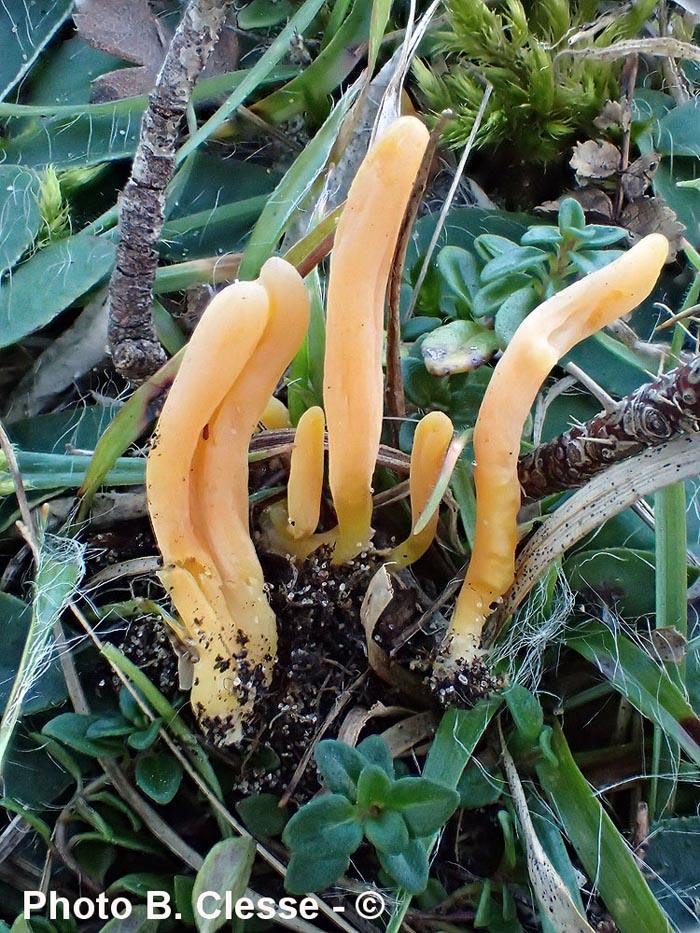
[0,532,84,776]
[76,354,183,520]
[239,85,360,279]
[651,481,688,818]
[176,0,328,164]
[565,620,700,766]
[251,0,372,125]
[536,722,672,933]
[288,268,326,424]
[367,0,393,75]
[424,698,502,787]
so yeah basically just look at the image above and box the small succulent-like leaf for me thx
[504,684,544,745]
[387,777,460,837]
[421,320,499,376]
[236,793,289,838]
[356,764,393,810]
[378,838,430,894]
[192,838,255,933]
[285,853,349,894]
[135,750,183,806]
[480,246,548,285]
[282,795,362,858]
[472,274,533,318]
[315,739,366,799]
[365,809,410,854]
[494,285,539,346]
[356,734,395,777]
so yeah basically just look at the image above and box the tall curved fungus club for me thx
[324,115,430,564]
[146,258,310,744]
[438,233,670,674]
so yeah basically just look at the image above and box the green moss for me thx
[415,0,658,163]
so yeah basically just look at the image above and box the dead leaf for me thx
[359,567,429,701]
[643,626,688,665]
[620,153,661,201]
[379,711,437,756]
[594,100,630,133]
[537,188,615,221]
[74,0,168,64]
[75,0,238,101]
[336,703,415,747]
[499,726,596,933]
[620,197,685,259]
[570,139,621,182]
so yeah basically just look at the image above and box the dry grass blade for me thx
[499,723,596,933]
[386,111,452,431]
[488,433,700,647]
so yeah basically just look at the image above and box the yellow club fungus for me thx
[287,405,325,541]
[390,411,454,569]
[146,257,309,743]
[324,115,430,564]
[442,233,670,667]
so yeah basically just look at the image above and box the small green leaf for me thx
[457,764,505,809]
[386,777,460,838]
[283,795,362,857]
[315,739,365,799]
[0,235,116,348]
[42,713,124,758]
[175,875,196,925]
[402,316,442,341]
[480,246,548,285]
[135,750,183,805]
[472,275,532,318]
[285,853,349,894]
[365,809,410,854]
[494,285,539,346]
[192,838,256,933]
[0,166,41,276]
[558,198,586,233]
[127,719,162,751]
[421,320,499,376]
[356,765,393,810]
[236,793,289,837]
[86,714,133,740]
[108,873,174,898]
[575,225,627,248]
[473,234,520,261]
[378,839,430,894]
[237,0,295,28]
[437,245,480,302]
[504,684,544,745]
[568,249,623,276]
[520,226,562,248]
[356,734,395,777]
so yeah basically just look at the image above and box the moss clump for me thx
[414,0,657,163]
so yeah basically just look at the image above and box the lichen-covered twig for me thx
[108,0,232,382]
[518,355,700,499]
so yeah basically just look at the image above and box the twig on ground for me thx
[108,0,232,382]
[385,112,451,439]
[519,355,700,498]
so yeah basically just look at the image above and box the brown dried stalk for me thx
[108,0,232,382]
[518,355,700,499]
